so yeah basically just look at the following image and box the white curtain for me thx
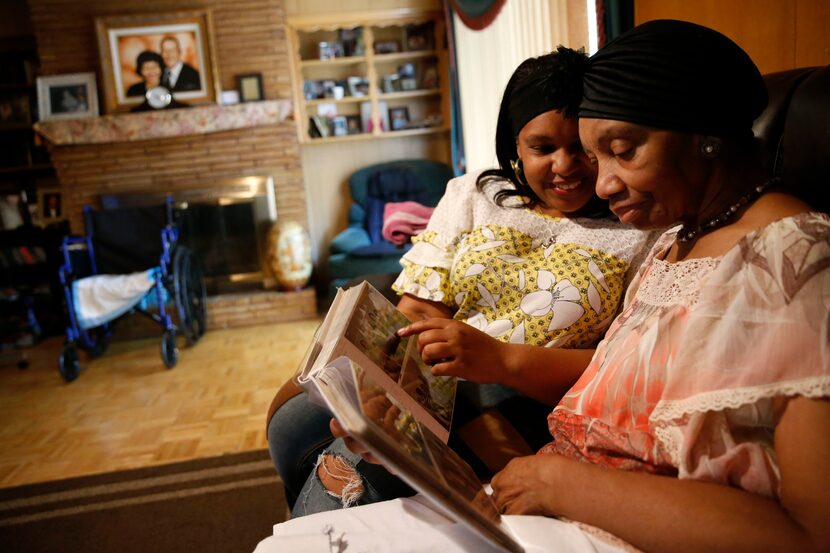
[454,0,569,173]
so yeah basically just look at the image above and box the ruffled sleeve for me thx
[651,213,830,496]
[392,173,477,307]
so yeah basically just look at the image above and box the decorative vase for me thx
[267,220,312,290]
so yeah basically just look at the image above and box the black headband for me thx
[508,47,587,137]
[579,20,767,137]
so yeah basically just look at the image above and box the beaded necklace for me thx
[676,178,776,243]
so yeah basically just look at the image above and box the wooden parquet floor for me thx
[0,318,321,489]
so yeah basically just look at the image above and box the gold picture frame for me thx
[95,10,221,113]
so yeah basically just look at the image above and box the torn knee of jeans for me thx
[314,453,364,508]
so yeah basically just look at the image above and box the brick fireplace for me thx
[35,102,317,329]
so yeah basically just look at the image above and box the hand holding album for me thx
[399,317,511,383]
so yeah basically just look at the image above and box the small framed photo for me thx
[318,41,342,60]
[404,23,434,51]
[331,115,348,137]
[35,73,99,121]
[400,77,418,91]
[389,106,410,131]
[421,64,439,89]
[381,74,400,93]
[374,40,400,55]
[347,76,369,97]
[238,73,264,102]
[0,93,32,128]
[345,115,362,135]
[37,188,65,223]
[95,10,220,113]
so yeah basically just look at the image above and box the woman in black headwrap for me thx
[267,47,660,519]
[491,20,830,552]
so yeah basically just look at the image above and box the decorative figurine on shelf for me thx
[267,220,312,290]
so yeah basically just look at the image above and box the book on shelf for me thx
[295,280,524,553]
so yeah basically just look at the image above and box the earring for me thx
[700,138,721,158]
[510,158,526,184]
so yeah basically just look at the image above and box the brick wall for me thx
[27,0,306,233]
[49,124,305,232]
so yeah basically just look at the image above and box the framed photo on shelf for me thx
[35,73,99,121]
[345,115,362,135]
[95,10,220,113]
[331,115,348,137]
[37,188,65,224]
[347,76,369,97]
[0,93,32,128]
[374,40,400,55]
[421,64,439,89]
[389,106,410,131]
[237,73,264,102]
[404,22,434,51]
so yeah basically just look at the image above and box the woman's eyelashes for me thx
[610,140,635,160]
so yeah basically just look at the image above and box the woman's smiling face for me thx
[578,118,705,229]
[516,110,597,218]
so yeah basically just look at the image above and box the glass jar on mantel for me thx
[267,220,312,290]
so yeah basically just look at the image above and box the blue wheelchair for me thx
[58,199,207,382]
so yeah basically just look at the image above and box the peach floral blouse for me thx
[543,212,830,498]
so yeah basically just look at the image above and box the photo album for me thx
[294,281,525,553]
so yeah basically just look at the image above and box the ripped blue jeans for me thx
[291,438,415,517]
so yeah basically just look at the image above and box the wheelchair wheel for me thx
[173,246,207,345]
[161,330,178,369]
[59,344,80,383]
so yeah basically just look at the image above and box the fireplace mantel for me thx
[34,100,293,146]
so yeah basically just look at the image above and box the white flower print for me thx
[575,248,610,293]
[466,311,513,337]
[520,271,585,331]
[509,322,526,344]
[408,270,444,301]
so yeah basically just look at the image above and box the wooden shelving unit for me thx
[286,10,450,145]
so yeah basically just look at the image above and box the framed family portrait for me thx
[95,10,220,113]
[35,73,99,121]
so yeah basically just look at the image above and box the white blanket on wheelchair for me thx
[73,269,161,329]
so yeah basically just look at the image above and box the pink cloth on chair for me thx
[382,201,435,246]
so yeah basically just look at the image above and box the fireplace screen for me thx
[100,176,277,294]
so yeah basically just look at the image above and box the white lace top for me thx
[543,212,830,498]
[392,171,659,349]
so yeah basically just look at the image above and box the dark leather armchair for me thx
[753,65,829,213]
[327,159,454,293]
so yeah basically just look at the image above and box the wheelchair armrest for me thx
[330,227,371,254]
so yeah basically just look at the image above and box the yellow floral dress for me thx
[392,172,660,349]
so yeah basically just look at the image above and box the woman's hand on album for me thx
[397,318,511,384]
[490,454,566,516]
[329,417,384,464]
[328,391,401,468]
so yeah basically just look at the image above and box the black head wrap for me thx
[579,20,767,138]
[509,46,587,137]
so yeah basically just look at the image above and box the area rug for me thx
[0,449,287,553]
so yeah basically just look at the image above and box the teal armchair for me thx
[328,159,454,293]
